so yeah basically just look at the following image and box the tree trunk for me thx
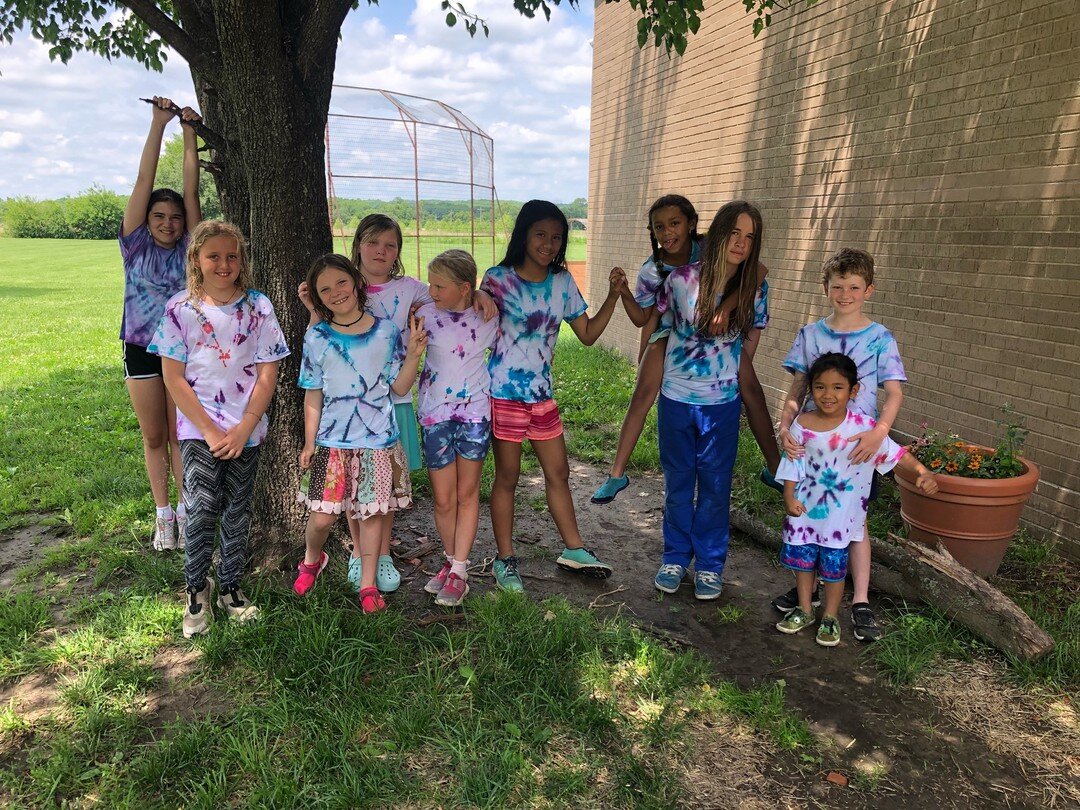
[730,509,1054,661]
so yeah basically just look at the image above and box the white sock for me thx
[175,502,187,519]
[156,505,174,521]
[451,559,468,578]
[445,553,454,566]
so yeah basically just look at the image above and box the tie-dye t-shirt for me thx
[776,409,906,549]
[365,276,433,405]
[119,223,190,347]
[416,302,498,426]
[298,319,405,449]
[633,238,702,308]
[480,265,588,403]
[783,319,906,419]
[657,262,769,405]
[148,291,290,446]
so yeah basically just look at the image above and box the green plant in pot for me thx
[895,404,1040,577]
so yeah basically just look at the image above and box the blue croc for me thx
[376,554,401,593]
[591,475,630,504]
[758,467,785,495]
[347,555,362,590]
[654,564,686,594]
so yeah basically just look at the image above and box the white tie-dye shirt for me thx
[365,276,432,405]
[416,302,498,426]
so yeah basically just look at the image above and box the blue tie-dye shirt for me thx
[119,223,190,347]
[148,290,290,446]
[298,319,406,449]
[783,319,906,419]
[657,262,769,405]
[365,276,433,405]
[633,238,703,308]
[416,302,498,426]
[776,409,906,548]
[480,265,588,403]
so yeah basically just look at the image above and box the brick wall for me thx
[589,0,1080,557]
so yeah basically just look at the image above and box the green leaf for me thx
[445,11,457,26]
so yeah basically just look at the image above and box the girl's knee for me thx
[542,461,570,487]
[307,511,337,532]
[432,488,456,514]
[142,426,169,451]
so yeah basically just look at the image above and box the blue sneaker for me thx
[493,556,525,593]
[590,475,630,504]
[694,570,723,600]
[347,555,362,590]
[759,467,785,495]
[376,555,401,593]
[653,564,686,594]
[556,546,613,579]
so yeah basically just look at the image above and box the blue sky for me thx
[0,0,593,203]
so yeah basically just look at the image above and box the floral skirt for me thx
[298,444,412,520]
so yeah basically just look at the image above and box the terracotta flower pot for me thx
[895,455,1040,577]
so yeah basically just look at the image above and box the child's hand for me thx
[151,96,177,125]
[848,426,887,464]
[608,266,627,297]
[784,496,807,517]
[297,281,317,315]
[408,301,423,321]
[705,308,729,336]
[406,314,428,358]
[915,469,939,495]
[299,444,316,469]
[202,424,227,452]
[210,424,252,460]
[473,289,498,321]
[179,106,202,127]
[779,427,805,460]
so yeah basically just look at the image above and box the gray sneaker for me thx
[152,515,177,551]
[217,585,260,623]
[182,577,215,638]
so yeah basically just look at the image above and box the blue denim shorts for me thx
[780,542,848,583]
[421,419,491,470]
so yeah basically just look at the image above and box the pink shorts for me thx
[491,397,564,443]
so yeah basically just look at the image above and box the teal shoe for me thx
[693,570,723,600]
[493,556,525,593]
[653,564,686,594]
[347,555,362,590]
[758,467,785,495]
[376,555,401,593]
[556,546,613,579]
[591,475,630,504]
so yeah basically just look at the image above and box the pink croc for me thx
[359,586,386,614]
[293,551,329,596]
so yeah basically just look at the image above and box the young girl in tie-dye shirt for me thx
[414,250,498,607]
[480,200,625,592]
[774,353,936,647]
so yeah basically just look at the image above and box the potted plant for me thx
[894,405,1040,577]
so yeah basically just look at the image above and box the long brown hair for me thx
[696,201,763,337]
[350,214,405,280]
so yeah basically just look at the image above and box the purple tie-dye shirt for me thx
[775,409,906,549]
[119,223,190,347]
[783,319,906,419]
[657,262,769,405]
[633,238,702,308]
[148,290,290,446]
[366,276,433,405]
[416,302,498,426]
[298,318,405,449]
[480,264,588,403]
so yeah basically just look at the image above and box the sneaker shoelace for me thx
[697,571,721,585]
[187,590,203,615]
[500,556,520,578]
[223,588,247,608]
[658,564,683,577]
[577,546,600,561]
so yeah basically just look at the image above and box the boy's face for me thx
[825,272,873,315]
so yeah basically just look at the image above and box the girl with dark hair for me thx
[480,200,626,591]
[774,352,936,646]
[120,95,203,552]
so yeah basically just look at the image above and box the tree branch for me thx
[138,98,228,154]
[118,0,218,74]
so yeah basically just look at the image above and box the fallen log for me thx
[730,508,1054,661]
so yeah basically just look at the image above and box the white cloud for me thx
[0,132,24,148]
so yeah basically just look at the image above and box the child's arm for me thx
[211,361,280,460]
[779,372,808,459]
[122,97,175,236]
[180,107,203,229]
[894,451,939,495]
[567,267,623,346]
[618,270,654,328]
[161,356,226,449]
[472,289,498,321]
[390,314,428,397]
[783,480,806,517]
[848,380,903,464]
[738,329,781,473]
[300,389,323,469]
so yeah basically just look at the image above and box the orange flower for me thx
[930,459,943,469]
[946,461,959,473]
[968,459,981,470]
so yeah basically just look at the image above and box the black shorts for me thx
[868,471,881,503]
[123,342,162,379]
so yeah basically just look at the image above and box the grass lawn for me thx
[0,237,810,807]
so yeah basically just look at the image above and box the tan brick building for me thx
[588,0,1080,557]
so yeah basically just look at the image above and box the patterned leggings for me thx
[180,440,260,593]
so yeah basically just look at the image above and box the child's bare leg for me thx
[490,438,522,559]
[821,578,844,619]
[429,463,458,557]
[303,512,337,565]
[356,514,386,590]
[796,570,816,614]
[347,516,362,558]
[164,388,183,505]
[609,339,665,479]
[380,514,393,557]
[738,357,781,474]
[453,457,483,562]
[532,435,584,549]
[850,529,871,605]
[127,377,172,508]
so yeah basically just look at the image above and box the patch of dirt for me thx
[0,671,61,725]
[392,460,1055,809]
[142,647,229,728]
[0,514,70,589]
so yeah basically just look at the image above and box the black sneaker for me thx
[851,602,883,642]
[771,585,821,615]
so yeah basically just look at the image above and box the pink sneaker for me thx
[293,551,329,596]
[360,586,386,614]
[435,573,470,607]
[424,561,452,595]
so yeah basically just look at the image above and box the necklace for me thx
[206,292,239,306]
[331,313,364,328]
